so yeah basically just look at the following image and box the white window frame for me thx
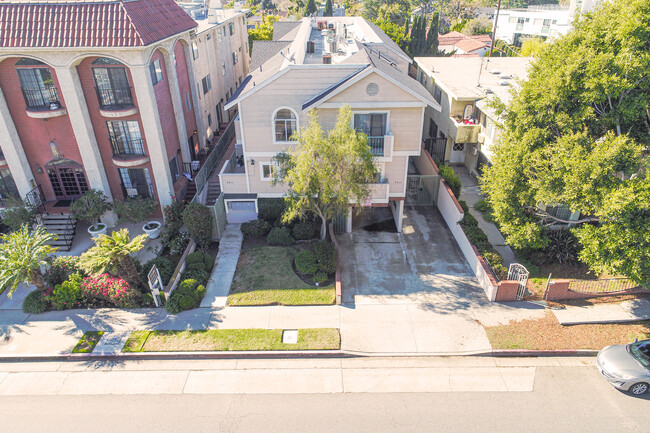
[260,162,278,181]
[350,110,390,136]
[149,59,163,85]
[272,107,299,144]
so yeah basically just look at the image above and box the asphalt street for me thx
[0,357,647,433]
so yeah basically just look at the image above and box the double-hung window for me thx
[260,163,277,181]
[202,75,212,94]
[119,168,153,199]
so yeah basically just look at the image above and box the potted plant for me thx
[113,197,160,239]
[70,190,112,238]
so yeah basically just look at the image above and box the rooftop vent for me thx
[322,54,332,64]
[490,69,501,75]
[499,74,511,79]
[499,80,510,86]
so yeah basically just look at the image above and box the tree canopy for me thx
[323,0,333,16]
[481,0,650,284]
[272,105,377,239]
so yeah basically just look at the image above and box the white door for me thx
[450,142,465,164]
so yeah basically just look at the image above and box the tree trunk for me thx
[320,217,327,240]
[31,271,46,291]
[120,256,144,291]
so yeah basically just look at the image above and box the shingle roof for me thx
[0,0,196,48]
[364,20,410,61]
[301,66,370,110]
[272,20,301,41]
[250,40,291,70]
[439,31,492,47]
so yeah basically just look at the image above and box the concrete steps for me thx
[205,180,221,206]
[41,213,76,251]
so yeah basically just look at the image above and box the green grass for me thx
[72,331,104,354]
[228,246,335,306]
[122,328,341,352]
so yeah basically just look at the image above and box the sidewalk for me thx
[552,297,650,325]
[201,224,242,308]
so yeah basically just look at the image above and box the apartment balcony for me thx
[368,181,389,203]
[450,116,481,144]
[368,133,394,160]
[96,86,138,118]
[22,87,67,119]
[110,138,149,167]
[218,152,247,194]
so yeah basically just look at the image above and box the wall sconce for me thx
[36,165,43,174]
[250,159,255,165]
[193,130,197,135]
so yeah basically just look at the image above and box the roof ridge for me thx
[118,1,145,46]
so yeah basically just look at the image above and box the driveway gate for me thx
[508,263,530,300]
[406,175,440,206]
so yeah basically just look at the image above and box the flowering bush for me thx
[47,274,83,310]
[45,256,85,288]
[81,274,141,308]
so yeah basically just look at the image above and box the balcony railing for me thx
[21,86,61,111]
[368,136,385,156]
[95,86,134,110]
[120,181,154,199]
[110,137,145,156]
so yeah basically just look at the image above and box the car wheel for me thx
[629,382,649,395]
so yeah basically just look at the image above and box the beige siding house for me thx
[223,17,439,231]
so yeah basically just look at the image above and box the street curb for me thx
[491,349,598,357]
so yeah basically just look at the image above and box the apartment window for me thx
[119,168,153,199]
[222,61,226,76]
[433,85,442,104]
[184,92,192,112]
[229,22,235,35]
[274,108,297,142]
[169,155,180,182]
[260,163,277,181]
[202,75,212,94]
[149,59,163,85]
[92,65,133,109]
[508,16,517,24]
[16,65,60,110]
[428,119,438,138]
[516,17,525,31]
[107,120,145,156]
[232,51,238,65]
[191,41,199,60]
[354,113,387,156]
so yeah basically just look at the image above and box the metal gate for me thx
[406,175,440,206]
[508,263,529,300]
[332,212,347,234]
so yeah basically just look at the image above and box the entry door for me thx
[450,142,465,164]
[48,167,89,199]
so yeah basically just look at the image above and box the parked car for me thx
[596,339,650,395]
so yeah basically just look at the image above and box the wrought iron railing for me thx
[95,86,134,110]
[120,181,154,199]
[110,137,145,156]
[24,185,45,210]
[192,121,235,203]
[367,136,385,156]
[21,86,61,111]
[568,278,642,294]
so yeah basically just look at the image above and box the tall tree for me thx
[0,225,57,296]
[481,0,650,284]
[272,106,377,239]
[248,15,280,52]
[425,12,440,56]
[324,0,333,16]
[304,0,317,16]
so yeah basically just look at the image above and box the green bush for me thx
[186,251,214,272]
[48,274,83,310]
[292,220,316,240]
[179,295,196,310]
[462,212,479,227]
[258,198,285,223]
[1,198,36,232]
[70,189,112,228]
[267,227,295,246]
[45,256,85,288]
[544,229,581,265]
[161,201,186,247]
[294,250,319,275]
[113,198,157,223]
[241,219,272,238]
[141,256,175,286]
[165,294,183,314]
[165,279,205,314]
[168,232,190,256]
[195,284,206,300]
[439,165,461,198]
[459,220,492,253]
[482,251,503,267]
[178,278,199,294]
[182,202,213,250]
[313,241,336,275]
[23,289,49,314]
[185,261,206,272]
[475,199,495,222]
[313,272,328,285]
[458,200,469,214]
[181,268,210,284]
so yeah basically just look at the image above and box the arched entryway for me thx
[45,158,89,201]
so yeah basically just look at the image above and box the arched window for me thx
[274,108,297,142]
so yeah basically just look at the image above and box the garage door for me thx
[226,200,257,223]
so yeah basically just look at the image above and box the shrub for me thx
[165,294,183,314]
[45,256,85,288]
[186,261,206,272]
[165,279,205,313]
[241,219,272,238]
[544,229,581,265]
[313,272,328,285]
[182,202,213,250]
[292,220,317,240]
[70,189,112,229]
[181,268,210,284]
[294,250,319,275]
[258,198,285,223]
[23,289,49,314]
[186,251,204,266]
[313,241,336,275]
[461,212,479,227]
[47,274,83,310]
[1,198,36,232]
[80,274,140,308]
[178,278,199,294]
[267,227,294,246]
[113,198,157,224]
[459,219,492,253]
[168,232,191,256]
[482,251,503,267]
[439,165,461,198]
[140,256,175,286]
[179,294,196,310]
[475,199,495,222]
[458,200,469,214]
[161,201,186,247]
[186,251,214,272]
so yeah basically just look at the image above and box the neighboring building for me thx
[317,3,346,17]
[413,56,530,176]
[438,32,492,57]
[0,0,248,222]
[223,17,440,231]
[494,0,602,46]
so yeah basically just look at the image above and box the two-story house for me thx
[222,17,439,232]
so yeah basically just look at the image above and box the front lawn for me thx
[228,246,335,306]
[484,311,650,350]
[72,331,104,353]
[122,328,340,352]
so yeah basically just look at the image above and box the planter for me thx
[88,223,107,238]
[143,221,162,239]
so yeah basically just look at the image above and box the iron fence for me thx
[568,278,642,294]
[95,86,134,110]
[367,136,385,156]
[21,86,61,111]
[110,137,145,156]
[424,137,447,162]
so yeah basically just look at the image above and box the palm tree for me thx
[0,225,57,297]
[79,228,147,289]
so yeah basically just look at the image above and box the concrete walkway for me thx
[451,166,517,267]
[552,297,650,325]
[200,224,242,308]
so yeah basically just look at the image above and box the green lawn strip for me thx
[123,328,340,352]
[72,331,104,354]
[122,331,151,353]
[229,246,335,306]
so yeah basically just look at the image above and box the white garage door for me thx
[226,200,257,223]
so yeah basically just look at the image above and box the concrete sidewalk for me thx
[552,297,650,325]
[201,224,242,308]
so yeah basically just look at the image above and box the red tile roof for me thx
[0,0,197,48]
[439,32,492,47]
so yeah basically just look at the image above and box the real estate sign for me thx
[148,265,164,307]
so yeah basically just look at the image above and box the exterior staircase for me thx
[184,180,197,202]
[205,179,222,206]
[40,214,77,252]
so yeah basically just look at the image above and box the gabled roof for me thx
[454,38,488,53]
[0,0,196,48]
[301,66,370,111]
[272,21,301,41]
[250,40,291,70]
[363,20,411,63]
